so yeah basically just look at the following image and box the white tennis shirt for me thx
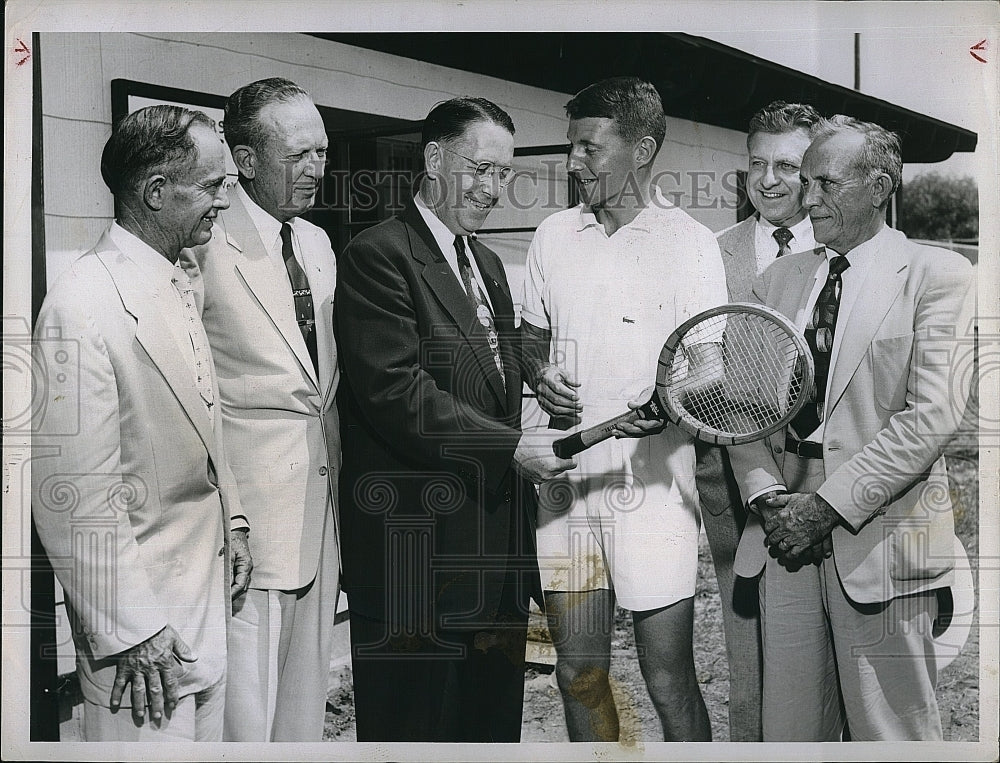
[521,187,729,427]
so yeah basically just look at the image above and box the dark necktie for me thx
[280,222,318,374]
[789,254,851,439]
[454,236,505,390]
[773,226,793,258]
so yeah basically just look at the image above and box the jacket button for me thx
[773,446,783,454]
[218,547,225,557]
[319,466,328,476]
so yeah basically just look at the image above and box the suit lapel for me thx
[402,204,508,409]
[296,224,339,406]
[773,251,823,324]
[222,195,320,391]
[827,240,908,412]
[95,238,217,459]
[718,217,759,301]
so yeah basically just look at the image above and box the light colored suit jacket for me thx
[716,215,760,303]
[730,227,976,604]
[32,231,241,706]
[181,192,340,591]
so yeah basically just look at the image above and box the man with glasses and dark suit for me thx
[335,96,574,742]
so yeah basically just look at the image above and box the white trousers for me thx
[760,454,942,741]
[223,511,340,741]
[82,675,225,742]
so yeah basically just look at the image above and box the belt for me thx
[784,434,824,459]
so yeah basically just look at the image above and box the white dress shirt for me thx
[754,214,818,274]
[414,191,495,311]
[236,182,309,282]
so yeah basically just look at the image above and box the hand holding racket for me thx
[552,303,814,458]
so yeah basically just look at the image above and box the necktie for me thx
[790,255,851,439]
[171,266,215,418]
[454,236,505,390]
[280,222,318,374]
[773,226,794,258]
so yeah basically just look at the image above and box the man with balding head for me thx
[729,115,975,740]
[32,105,250,741]
[180,77,341,741]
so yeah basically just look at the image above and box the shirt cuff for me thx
[747,484,786,510]
[231,515,249,533]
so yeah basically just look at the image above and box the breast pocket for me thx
[869,332,914,411]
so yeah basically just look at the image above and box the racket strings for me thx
[659,313,807,437]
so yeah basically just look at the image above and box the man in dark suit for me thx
[698,100,821,741]
[335,97,575,742]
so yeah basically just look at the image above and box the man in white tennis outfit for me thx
[521,77,728,742]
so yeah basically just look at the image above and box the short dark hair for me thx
[421,97,515,149]
[565,77,666,155]
[747,100,822,145]
[224,77,312,153]
[101,104,216,196]
[812,114,903,204]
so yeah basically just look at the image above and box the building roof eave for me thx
[311,31,977,164]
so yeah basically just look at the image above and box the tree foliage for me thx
[898,171,978,241]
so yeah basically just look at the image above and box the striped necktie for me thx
[280,222,318,374]
[454,236,505,390]
[789,254,851,438]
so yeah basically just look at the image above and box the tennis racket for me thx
[552,303,814,457]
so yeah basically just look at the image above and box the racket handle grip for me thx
[552,410,642,458]
[552,432,585,459]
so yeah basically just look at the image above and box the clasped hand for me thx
[757,491,840,565]
[534,367,664,439]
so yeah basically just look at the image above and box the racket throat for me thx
[637,397,664,420]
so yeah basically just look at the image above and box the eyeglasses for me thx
[440,146,515,186]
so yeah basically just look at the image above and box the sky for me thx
[698,2,996,182]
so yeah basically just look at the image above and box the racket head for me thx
[654,303,815,445]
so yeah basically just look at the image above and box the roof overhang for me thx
[311,32,977,164]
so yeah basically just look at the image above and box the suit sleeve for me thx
[335,235,521,494]
[817,258,976,531]
[31,290,168,658]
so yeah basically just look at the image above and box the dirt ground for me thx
[323,442,982,743]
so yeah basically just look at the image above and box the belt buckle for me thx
[786,434,816,459]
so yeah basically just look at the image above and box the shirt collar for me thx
[414,190,476,258]
[236,182,288,256]
[825,222,887,263]
[756,213,813,241]
[574,186,676,233]
[107,222,178,286]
